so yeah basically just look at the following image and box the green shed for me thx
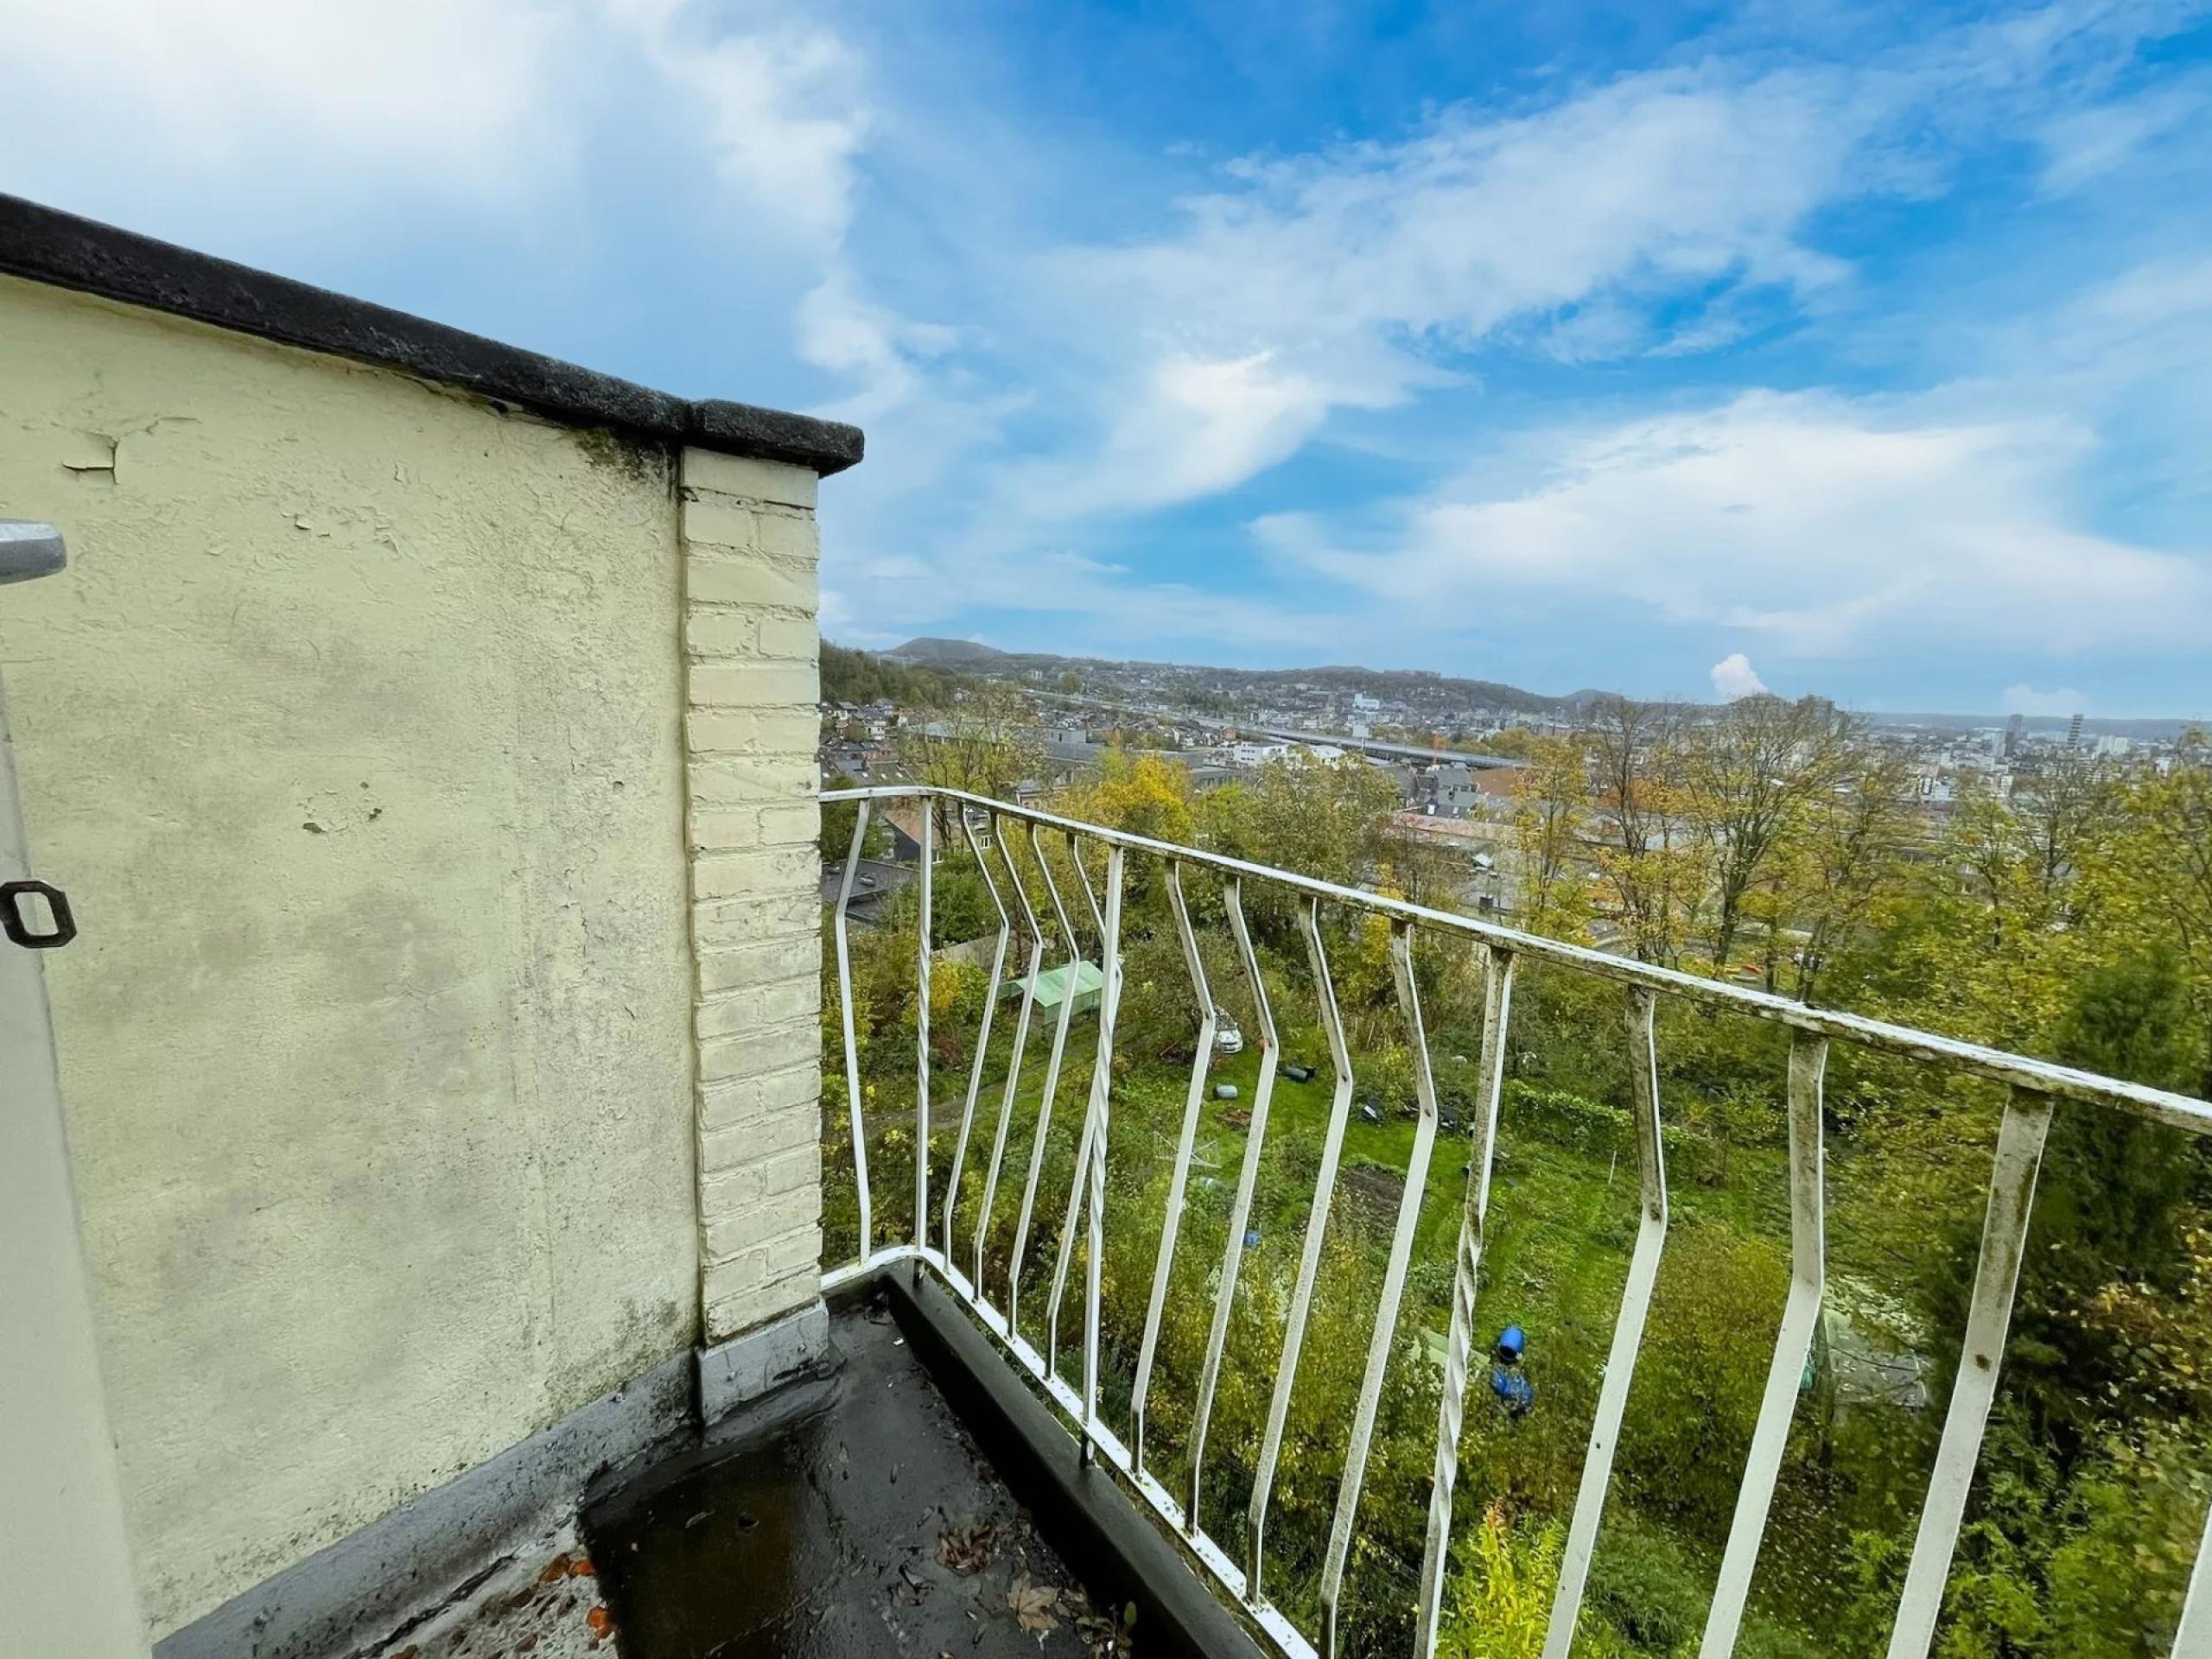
[1001,959,1104,1015]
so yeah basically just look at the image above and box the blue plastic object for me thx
[1490,1363,1535,1416]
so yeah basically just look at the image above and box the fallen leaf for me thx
[1007,1572,1059,1635]
[892,1559,930,1607]
[934,1519,995,1574]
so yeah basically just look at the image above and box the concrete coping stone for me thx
[0,193,863,478]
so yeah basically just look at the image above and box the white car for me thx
[1213,1010,1244,1056]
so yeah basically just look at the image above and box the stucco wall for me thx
[0,276,700,1637]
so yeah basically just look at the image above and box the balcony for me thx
[3,195,2206,1659]
[785,783,2212,1659]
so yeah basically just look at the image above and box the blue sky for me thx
[7,1,2210,715]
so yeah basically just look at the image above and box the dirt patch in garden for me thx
[1342,1161,1406,1223]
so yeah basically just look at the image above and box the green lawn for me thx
[841,1014,1794,1403]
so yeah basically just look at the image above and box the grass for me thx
[823,1011,1838,1654]
[840,1008,1796,1389]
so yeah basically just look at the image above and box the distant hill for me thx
[861,640,2202,731]
[877,642,1576,717]
[885,637,1015,666]
[822,642,970,705]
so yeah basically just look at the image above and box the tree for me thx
[1684,694,1855,976]
[1058,750,1196,845]
[1784,744,1913,1002]
[2013,751,2122,899]
[1478,727,1541,761]
[894,680,1046,801]
[1586,696,1700,964]
[1508,734,1591,938]
[1439,1507,1564,1659]
[1992,947,2202,1443]
[1198,753,1401,888]
[2112,763,2212,1096]
[820,796,893,862]
[1858,780,2088,1053]
[1376,826,1478,917]
[820,640,960,705]
[2082,1216,2212,1421]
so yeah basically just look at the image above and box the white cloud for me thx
[2038,80,2209,194]
[0,0,936,477]
[0,0,575,200]
[992,0,2196,529]
[796,271,964,422]
[0,0,876,260]
[2002,684,2087,716]
[1711,653,1769,701]
[1259,388,2212,659]
[1015,61,1871,519]
[1004,349,1354,521]
[612,0,870,255]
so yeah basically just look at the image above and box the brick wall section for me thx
[678,447,826,1344]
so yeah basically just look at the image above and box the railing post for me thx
[1067,828,1108,946]
[1248,896,1357,1601]
[2176,1506,2212,1658]
[1007,827,1084,1338]
[1319,921,1443,1658]
[1129,861,1215,1475]
[1080,846,1126,1459]
[975,823,1046,1298]
[1188,876,1281,1534]
[915,800,932,1255]
[941,808,1011,1269]
[1698,1030,1827,1658]
[1544,985,1670,1659]
[833,799,874,1258]
[1884,1087,2055,1659]
[1046,843,1124,1382]
[1413,943,1515,1656]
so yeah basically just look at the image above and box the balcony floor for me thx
[585,1294,1118,1658]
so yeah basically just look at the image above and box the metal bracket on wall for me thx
[0,521,66,585]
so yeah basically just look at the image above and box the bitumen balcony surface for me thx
[584,1294,1131,1658]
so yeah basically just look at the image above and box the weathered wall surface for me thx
[0,276,700,1637]
[679,449,826,1344]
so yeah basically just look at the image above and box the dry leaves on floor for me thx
[891,1559,931,1607]
[1004,1575,1135,1654]
[1007,1573,1061,1635]
[934,1519,995,1574]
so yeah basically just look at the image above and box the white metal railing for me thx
[817,784,2212,1659]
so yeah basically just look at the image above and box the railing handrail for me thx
[823,783,2212,1137]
